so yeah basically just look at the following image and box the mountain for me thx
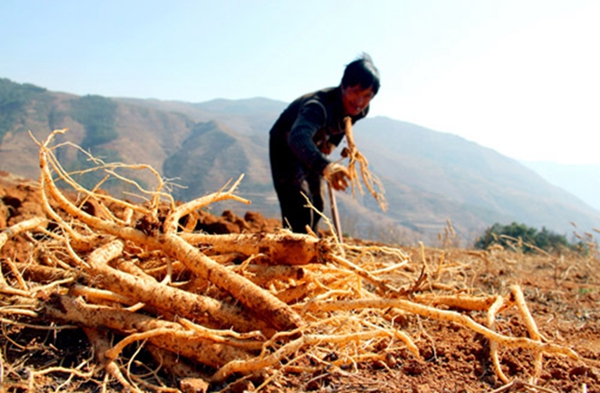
[117,97,285,136]
[350,118,600,239]
[1,78,599,244]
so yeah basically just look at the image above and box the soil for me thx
[1,170,599,393]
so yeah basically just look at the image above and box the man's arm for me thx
[288,100,352,191]
[287,101,331,175]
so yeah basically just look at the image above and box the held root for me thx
[342,116,387,211]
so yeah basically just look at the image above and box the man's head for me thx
[341,53,380,116]
[341,53,380,94]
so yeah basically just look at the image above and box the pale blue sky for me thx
[2,0,599,164]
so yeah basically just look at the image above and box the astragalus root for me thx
[38,129,303,332]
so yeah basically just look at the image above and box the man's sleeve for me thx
[287,101,331,174]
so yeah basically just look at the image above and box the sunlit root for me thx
[343,116,387,211]
[83,327,135,391]
[0,216,47,250]
[487,295,509,384]
[162,233,303,331]
[38,129,303,332]
[85,239,273,333]
[510,285,544,383]
[412,292,504,311]
[0,217,50,297]
[41,294,252,369]
[213,328,418,382]
[12,262,75,284]
[180,230,330,266]
[300,297,579,360]
[236,264,310,287]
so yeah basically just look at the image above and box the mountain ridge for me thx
[1,78,597,244]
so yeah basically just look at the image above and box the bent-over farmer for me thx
[269,53,380,233]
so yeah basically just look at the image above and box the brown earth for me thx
[1,170,599,393]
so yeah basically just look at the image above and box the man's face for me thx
[341,84,375,116]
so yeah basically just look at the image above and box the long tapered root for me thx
[343,116,387,211]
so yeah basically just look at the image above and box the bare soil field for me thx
[1,163,599,393]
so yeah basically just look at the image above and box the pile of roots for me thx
[0,130,582,392]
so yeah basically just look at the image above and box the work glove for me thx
[323,162,350,191]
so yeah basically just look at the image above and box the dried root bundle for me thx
[0,129,589,392]
[343,116,387,211]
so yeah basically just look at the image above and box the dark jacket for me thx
[269,86,369,176]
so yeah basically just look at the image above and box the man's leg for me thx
[307,171,324,233]
[273,178,314,233]
[269,137,314,233]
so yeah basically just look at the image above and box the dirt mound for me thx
[1,170,599,393]
[0,170,280,236]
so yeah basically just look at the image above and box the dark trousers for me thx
[270,137,324,233]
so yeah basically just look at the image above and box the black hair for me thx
[341,53,380,95]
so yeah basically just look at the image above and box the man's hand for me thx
[323,162,350,191]
[318,142,335,155]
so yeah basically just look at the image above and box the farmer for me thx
[269,53,380,234]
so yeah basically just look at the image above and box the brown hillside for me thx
[1,79,600,246]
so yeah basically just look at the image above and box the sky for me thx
[2,0,599,165]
